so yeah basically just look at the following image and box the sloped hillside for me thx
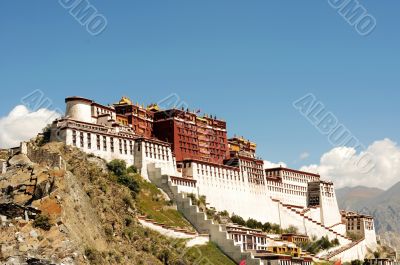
[0,141,234,265]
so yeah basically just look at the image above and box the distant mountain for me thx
[361,182,400,232]
[336,182,400,251]
[336,185,384,210]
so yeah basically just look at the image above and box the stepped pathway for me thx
[272,199,351,242]
[271,199,367,261]
[300,205,319,215]
[147,165,262,265]
[170,186,262,265]
[137,215,198,237]
[320,238,364,260]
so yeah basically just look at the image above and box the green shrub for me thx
[84,247,103,264]
[125,216,133,227]
[231,214,246,226]
[33,214,52,231]
[270,223,281,234]
[283,225,299,234]
[219,210,229,217]
[198,195,206,206]
[107,159,127,176]
[299,236,340,254]
[187,193,199,205]
[332,238,340,246]
[118,174,140,198]
[37,125,52,146]
[104,226,113,237]
[127,165,137,174]
[122,195,134,208]
[246,218,263,229]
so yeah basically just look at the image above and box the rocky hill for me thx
[0,141,234,265]
[337,184,400,252]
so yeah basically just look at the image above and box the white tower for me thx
[65,96,93,123]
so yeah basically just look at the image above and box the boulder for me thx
[8,154,33,167]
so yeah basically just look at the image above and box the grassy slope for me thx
[187,243,236,265]
[133,174,194,231]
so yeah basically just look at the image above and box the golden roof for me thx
[119,96,132,105]
[147,104,160,111]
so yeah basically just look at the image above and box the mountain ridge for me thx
[336,182,400,251]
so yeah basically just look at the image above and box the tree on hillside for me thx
[231,214,246,226]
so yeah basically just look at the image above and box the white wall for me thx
[304,207,322,223]
[189,162,281,223]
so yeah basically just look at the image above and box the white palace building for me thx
[49,96,378,263]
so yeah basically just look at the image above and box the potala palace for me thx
[49,96,378,264]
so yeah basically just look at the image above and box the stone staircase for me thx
[270,199,370,261]
[272,199,351,243]
[171,185,262,264]
[147,166,262,265]
[320,238,364,260]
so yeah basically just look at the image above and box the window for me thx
[96,135,100,150]
[87,133,91,149]
[103,136,107,151]
[72,130,77,146]
[110,137,114,152]
[80,132,84,147]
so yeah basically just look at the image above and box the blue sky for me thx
[0,0,399,169]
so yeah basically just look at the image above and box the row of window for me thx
[71,130,170,161]
[347,219,374,230]
[197,168,244,181]
[144,142,170,161]
[268,186,307,196]
[72,130,134,155]
[178,128,197,137]
[241,160,263,169]
[171,178,196,187]
[266,170,320,183]
[94,106,114,117]
[231,233,267,246]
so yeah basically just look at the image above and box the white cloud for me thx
[0,105,61,148]
[300,138,400,189]
[264,160,287,169]
[299,152,310,160]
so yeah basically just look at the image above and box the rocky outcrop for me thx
[0,152,84,264]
